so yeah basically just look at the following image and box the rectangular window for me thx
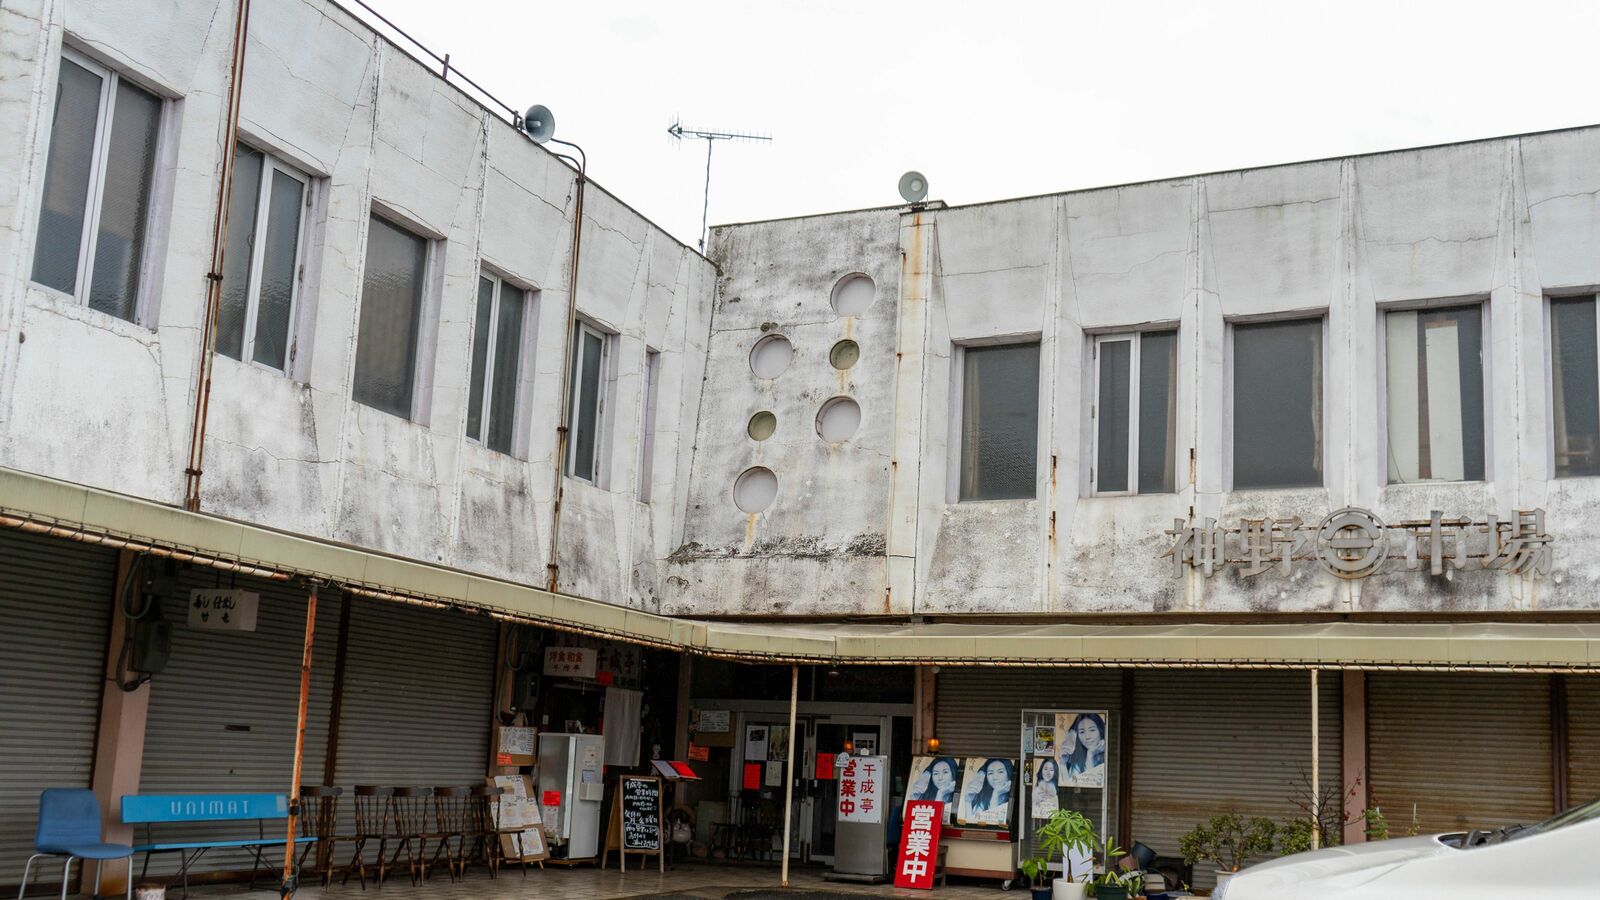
[638,350,662,502]
[217,143,309,371]
[566,322,610,483]
[958,342,1041,501]
[465,271,530,454]
[1551,295,1600,478]
[1384,305,1485,483]
[1232,319,1323,490]
[31,51,164,323]
[1092,330,1178,494]
[353,214,428,419]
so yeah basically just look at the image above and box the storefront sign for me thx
[619,777,662,851]
[695,709,730,733]
[837,755,885,823]
[187,589,258,631]
[1162,507,1554,579]
[815,751,835,781]
[894,800,944,889]
[687,743,710,762]
[543,647,597,679]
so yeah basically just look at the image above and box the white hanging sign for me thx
[187,589,258,631]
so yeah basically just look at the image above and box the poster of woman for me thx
[1030,757,1060,818]
[957,757,1015,827]
[1057,712,1108,788]
[906,756,961,822]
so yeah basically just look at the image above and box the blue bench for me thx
[121,794,316,897]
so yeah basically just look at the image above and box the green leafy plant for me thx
[1277,815,1342,856]
[1178,813,1277,873]
[1092,841,1144,897]
[1020,808,1098,886]
[1363,806,1389,842]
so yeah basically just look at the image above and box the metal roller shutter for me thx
[1369,672,1551,834]
[1570,677,1600,807]
[137,572,341,875]
[935,668,1124,853]
[333,599,494,789]
[1129,670,1339,890]
[0,530,116,887]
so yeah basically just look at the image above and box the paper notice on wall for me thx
[744,725,769,762]
[493,775,536,829]
[765,761,783,787]
[696,710,730,733]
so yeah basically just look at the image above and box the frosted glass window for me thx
[567,322,609,483]
[959,342,1040,501]
[1551,296,1600,478]
[31,53,164,323]
[466,272,530,455]
[216,144,309,370]
[1385,306,1485,483]
[1092,330,1178,495]
[353,215,427,418]
[638,350,662,502]
[1233,319,1322,489]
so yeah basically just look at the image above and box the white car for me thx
[1217,797,1600,899]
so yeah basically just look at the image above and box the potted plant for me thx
[1091,840,1145,900]
[1177,813,1277,886]
[1019,808,1097,900]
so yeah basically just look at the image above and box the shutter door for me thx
[1129,670,1339,891]
[333,598,494,788]
[935,668,1124,852]
[0,530,116,887]
[1570,677,1600,807]
[1369,672,1551,834]
[138,573,341,875]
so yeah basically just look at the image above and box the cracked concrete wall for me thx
[664,208,903,615]
[688,129,1600,616]
[0,0,715,608]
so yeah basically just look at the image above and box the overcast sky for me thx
[347,0,1600,251]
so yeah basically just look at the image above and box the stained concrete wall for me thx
[682,128,1600,615]
[0,0,712,609]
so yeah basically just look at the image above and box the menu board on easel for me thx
[602,775,663,872]
[491,775,549,864]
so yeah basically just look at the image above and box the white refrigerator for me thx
[537,732,607,858]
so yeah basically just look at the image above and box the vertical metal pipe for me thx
[545,160,586,591]
[283,584,318,898]
[1310,667,1321,850]
[183,0,253,511]
[780,665,799,886]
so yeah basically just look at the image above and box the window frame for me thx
[638,348,662,503]
[949,339,1044,503]
[1377,299,1490,485]
[1088,330,1179,497]
[465,267,534,455]
[352,207,439,423]
[1225,315,1328,492]
[31,47,169,324]
[226,143,312,374]
[565,320,611,484]
[1545,292,1600,480]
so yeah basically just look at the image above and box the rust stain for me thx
[744,512,757,550]
[883,585,892,614]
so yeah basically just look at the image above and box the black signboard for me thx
[620,776,661,851]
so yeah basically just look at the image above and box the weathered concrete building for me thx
[2,0,1598,893]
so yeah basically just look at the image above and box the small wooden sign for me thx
[602,775,663,872]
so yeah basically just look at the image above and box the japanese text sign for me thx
[837,755,885,824]
[894,800,945,889]
[815,751,835,781]
[543,646,597,679]
[187,589,258,631]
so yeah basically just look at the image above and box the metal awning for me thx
[4,465,1598,672]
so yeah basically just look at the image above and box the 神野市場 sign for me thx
[1161,508,1553,580]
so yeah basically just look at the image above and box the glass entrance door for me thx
[808,715,887,864]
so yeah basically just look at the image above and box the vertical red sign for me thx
[894,799,944,889]
[742,762,763,790]
[815,751,836,780]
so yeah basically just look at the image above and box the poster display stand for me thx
[490,775,548,866]
[1019,708,1111,882]
[602,775,664,872]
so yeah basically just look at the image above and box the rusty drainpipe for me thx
[183,0,253,512]
[544,140,586,591]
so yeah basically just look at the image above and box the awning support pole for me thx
[282,584,318,899]
[780,665,798,887]
[1310,667,1320,850]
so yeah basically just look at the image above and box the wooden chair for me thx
[342,786,391,889]
[386,788,429,886]
[427,788,470,882]
[295,786,342,887]
[468,785,504,878]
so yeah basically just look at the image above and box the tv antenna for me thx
[668,119,771,251]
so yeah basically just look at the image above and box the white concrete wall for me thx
[0,0,714,609]
[683,128,1600,616]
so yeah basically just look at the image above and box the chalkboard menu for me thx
[620,777,661,851]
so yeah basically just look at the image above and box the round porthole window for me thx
[747,411,777,441]
[829,339,860,370]
[830,273,875,317]
[749,334,793,379]
[815,396,862,443]
[733,466,779,513]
